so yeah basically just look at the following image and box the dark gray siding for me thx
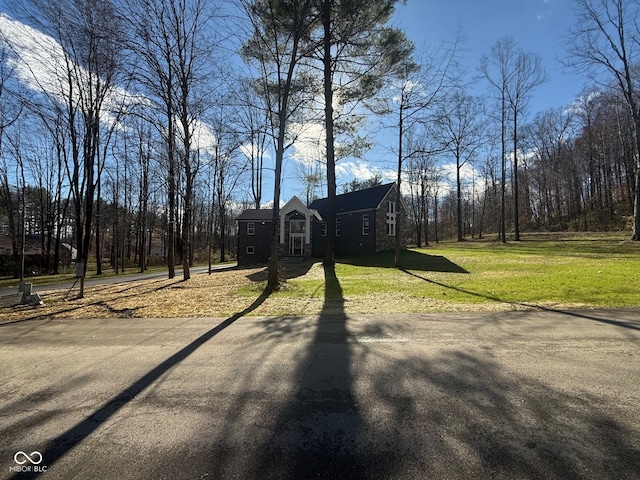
[311,221,326,257]
[237,220,272,265]
[335,210,376,255]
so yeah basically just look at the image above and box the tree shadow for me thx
[200,265,640,478]
[402,268,640,331]
[0,278,170,326]
[228,263,413,479]
[362,348,640,478]
[8,289,273,480]
[246,262,371,478]
[244,259,317,283]
[340,249,468,273]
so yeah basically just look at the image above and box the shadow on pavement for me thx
[9,260,637,478]
[8,290,272,480]
[359,347,640,478]
[200,266,640,478]
[250,262,368,478]
[231,263,406,479]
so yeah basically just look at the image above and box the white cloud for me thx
[1,14,64,95]
[240,141,270,162]
[390,79,424,104]
[436,161,482,197]
[289,122,326,167]
[190,119,218,152]
[1,13,232,154]
[0,13,139,124]
[258,199,286,209]
[336,160,395,183]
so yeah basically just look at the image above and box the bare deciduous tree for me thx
[12,0,126,297]
[508,48,546,240]
[236,79,270,209]
[567,0,640,240]
[127,0,221,280]
[480,36,545,241]
[388,39,460,265]
[435,88,485,241]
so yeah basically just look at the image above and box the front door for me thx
[289,219,305,255]
[289,235,304,255]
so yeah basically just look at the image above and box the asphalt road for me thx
[1,308,639,479]
[0,265,232,298]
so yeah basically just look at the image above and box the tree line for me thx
[0,0,638,294]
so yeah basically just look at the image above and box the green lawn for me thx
[7,233,637,315]
[270,233,640,310]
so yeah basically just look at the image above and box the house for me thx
[236,182,406,266]
[236,208,277,267]
[0,234,75,277]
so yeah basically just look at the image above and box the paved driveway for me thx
[0,265,233,299]
[1,308,639,479]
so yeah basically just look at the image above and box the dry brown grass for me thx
[1,267,264,322]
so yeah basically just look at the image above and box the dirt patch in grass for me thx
[0,259,595,323]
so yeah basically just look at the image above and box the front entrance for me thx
[289,219,306,256]
[289,236,304,255]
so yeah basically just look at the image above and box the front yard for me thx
[2,234,639,322]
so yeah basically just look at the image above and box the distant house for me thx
[236,182,406,266]
[0,234,74,276]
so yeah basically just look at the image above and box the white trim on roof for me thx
[375,183,408,212]
[279,196,313,245]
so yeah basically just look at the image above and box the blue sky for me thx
[316,0,586,202]
[395,0,582,113]
[0,0,588,205]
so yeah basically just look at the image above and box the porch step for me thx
[281,256,305,263]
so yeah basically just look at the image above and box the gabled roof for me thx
[309,182,395,217]
[236,209,274,221]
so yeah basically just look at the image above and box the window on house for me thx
[247,222,255,235]
[321,223,327,236]
[387,221,395,237]
[246,245,255,254]
[336,218,342,236]
[362,214,369,236]
[290,219,305,234]
[386,201,396,236]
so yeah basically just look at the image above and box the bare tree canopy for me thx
[480,36,546,242]
[567,0,640,240]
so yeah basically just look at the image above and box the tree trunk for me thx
[500,94,507,243]
[513,111,521,241]
[395,100,404,267]
[456,152,463,242]
[96,181,103,274]
[182,164,192,282]
[323,0,336,267]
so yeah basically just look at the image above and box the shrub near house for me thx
[236,183,406,266]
